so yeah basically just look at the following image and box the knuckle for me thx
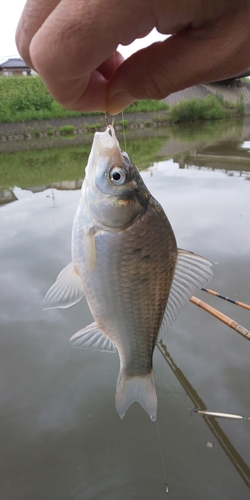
[139,69,173,100]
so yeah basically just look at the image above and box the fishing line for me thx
[153,367,192,495]
[155,365,250,421]
[155,418,169,494]
[155,367,192,414]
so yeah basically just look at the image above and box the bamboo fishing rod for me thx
[201,287,250,311]
[190,296,250,341]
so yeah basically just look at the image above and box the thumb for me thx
[108,17,250,114]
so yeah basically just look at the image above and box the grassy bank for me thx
[0,76,168,123]
[169,94,244,123]
[0,76,245,129]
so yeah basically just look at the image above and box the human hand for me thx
[16,0,250,115]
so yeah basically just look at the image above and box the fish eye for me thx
[109,166,127,185]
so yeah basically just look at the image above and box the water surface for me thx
[0,119,250,499]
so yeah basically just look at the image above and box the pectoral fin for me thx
[43,262,84,310]
[70,322,116,353]
[83,224,96,272]
[157,249,214,342]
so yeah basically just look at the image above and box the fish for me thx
[43,126,213,421]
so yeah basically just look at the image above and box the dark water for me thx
[0,119,250,499]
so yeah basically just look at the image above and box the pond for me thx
[0,118,250,499]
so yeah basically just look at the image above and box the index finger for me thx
[16,0,155,111]
[16,0,61,69]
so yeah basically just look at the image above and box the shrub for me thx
[0,76,99,123]
[169,95,230,123]
[0,77,170,123]
[127,100,169,112]
[87,123,103,131]
[0,76,53,122]
[47,128,55,136]
[236,95,244,116]
[118,119,129,128]
[59,125,75,135]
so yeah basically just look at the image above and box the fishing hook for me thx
[105,111,115,136]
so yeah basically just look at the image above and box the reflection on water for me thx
[158,341,250,490]
[241,140,250,150]
[0,118,250,499]
[1,118,250,202]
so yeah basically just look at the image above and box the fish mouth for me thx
[95,125,118,151]
[85,126,119,178]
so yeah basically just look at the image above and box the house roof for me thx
[0,58,30,70]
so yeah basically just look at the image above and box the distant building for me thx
[0,58,31,76]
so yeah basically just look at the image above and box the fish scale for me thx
[43,126,213,421]
[72,197,177,383]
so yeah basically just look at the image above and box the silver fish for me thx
[44,126,213,421]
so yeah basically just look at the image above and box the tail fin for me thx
[115,371,157,421]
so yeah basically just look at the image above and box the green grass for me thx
[86,123,103,131]
[59,125,75,135]
[126,100,169,113]
[0,76,103,122]
[119,119,129,128]
[0,75,244,129]
[0,76,169,123]
[169,94,244,123]
[235,95,244,115]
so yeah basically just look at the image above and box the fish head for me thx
[82,126,149,230]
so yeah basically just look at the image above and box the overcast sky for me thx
[0,0,166,63]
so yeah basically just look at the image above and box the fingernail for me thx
[108,89,135,115]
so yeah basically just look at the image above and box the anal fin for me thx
[70,322,116,353]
